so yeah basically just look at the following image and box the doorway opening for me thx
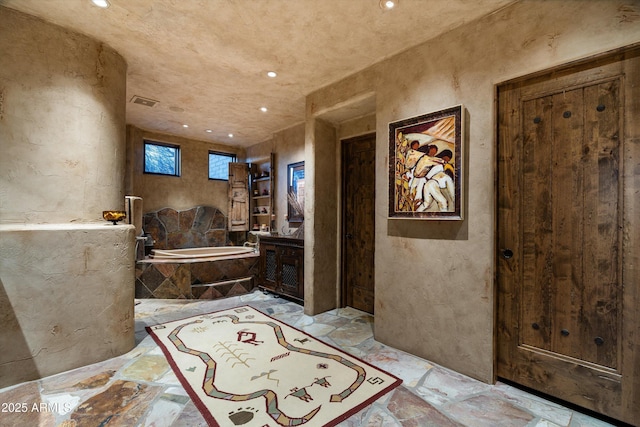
[341,133,376,314]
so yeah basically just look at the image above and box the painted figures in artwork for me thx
[392,111,460,218]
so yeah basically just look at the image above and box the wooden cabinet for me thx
[250,153,275,233]
[259,236,303,302]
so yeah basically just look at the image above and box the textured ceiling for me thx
[2,0,514,147]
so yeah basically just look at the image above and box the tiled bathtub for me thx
[135,251,260,299]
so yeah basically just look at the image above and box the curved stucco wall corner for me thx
[0,7,134,388]
[0,6,127,224]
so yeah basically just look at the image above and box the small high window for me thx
[209,151,237,180]
[144,141,180,176]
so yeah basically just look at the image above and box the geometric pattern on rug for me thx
[147,306,402,427]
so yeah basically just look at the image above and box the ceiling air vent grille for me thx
[130,95,158,107]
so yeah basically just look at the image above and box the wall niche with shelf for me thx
[250,153,275,234]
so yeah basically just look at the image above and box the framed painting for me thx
[388,105,464,220]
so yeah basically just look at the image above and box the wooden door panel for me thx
[550,88,586,361]
[521,96,553,352]
[520,82,621,369]
[580,79,621,369]
[228,162,249,231]
[342,134,376,314]
[497,46,640,425]
[509,347,622,415]
[351,287,374,314]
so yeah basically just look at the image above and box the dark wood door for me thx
[497,47,640,425]
[342,133,376,314]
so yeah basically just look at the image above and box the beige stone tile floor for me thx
[0,290,624,427]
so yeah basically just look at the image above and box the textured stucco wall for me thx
[0,7,135,387]
[337,114,376,141]
[271,124,306,234]
[0,224,135,388]
[0,7,127,224]
[305,118,338,315]
[126,125,245,214]
[306,0,640,382]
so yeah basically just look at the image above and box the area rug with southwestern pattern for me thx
[147,305,402,427]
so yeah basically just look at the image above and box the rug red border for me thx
[146,304,402,427]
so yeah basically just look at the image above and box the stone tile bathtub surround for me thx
[0,291,618,427]
[137,204,259,300]
[135,254,259,299]
[143,205,228,250]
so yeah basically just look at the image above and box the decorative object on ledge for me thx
[388,105,464,220]
[103,210,126,225]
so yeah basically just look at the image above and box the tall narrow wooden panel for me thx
[228,162,249,231]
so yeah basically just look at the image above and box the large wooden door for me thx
[342,133,376,314]
[497,47,640,425]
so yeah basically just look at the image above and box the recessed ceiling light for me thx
[267,71,277,78]
[228,133,234,138]
[205,129,212,133]
[182,124,189,128]
[91,0,110,8]
[380,0,397,9]
[260,107,268,113]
